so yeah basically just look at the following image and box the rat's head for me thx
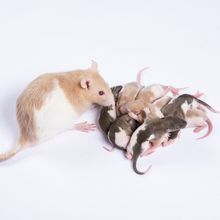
[80,61,114,107]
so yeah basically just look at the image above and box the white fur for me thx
[35,80,80,141]
[108,107,116,119]
[190,99,198,109]
[148,134,155,140]
[114,128,130,149]
[181,101,189,114]
[127,123,146,153]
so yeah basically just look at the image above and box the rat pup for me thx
[98,85,123,134]
[161,94,219,142]
[0,61,114,161]
[116,67,148,113]
[107,115,139,151]
[119,84,185,115]
[126,116,187,175]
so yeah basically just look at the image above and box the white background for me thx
[0,0,220,219]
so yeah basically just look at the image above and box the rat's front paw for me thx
[73,121,96,133]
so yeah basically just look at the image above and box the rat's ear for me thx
[90,60,98,71]
[80,79,91,89]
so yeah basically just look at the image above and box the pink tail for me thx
[169,86,189,96]
[136,67,149,84]
[197,117,213,140]
[161,85,189,96]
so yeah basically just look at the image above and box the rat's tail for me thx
[136,67,149,84]
[132,150,152,175]
[0,144,22,162]
[196,117,213,140]
[196,98,220,114]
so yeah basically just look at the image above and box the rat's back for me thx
[16,73,80,146]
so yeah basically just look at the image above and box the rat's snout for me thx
[103,95,115,107]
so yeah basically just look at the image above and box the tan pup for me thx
[128,96,172,123]
[0,61,114,161]
[119,84,185,115]
[116,67,148,113]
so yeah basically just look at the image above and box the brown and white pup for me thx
[161,94,219,141]
[98,86,123,134]
[126,116,187,175]
[0,61,114,161]
[107,115,138,151]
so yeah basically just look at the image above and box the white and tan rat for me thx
[0,61,114,161]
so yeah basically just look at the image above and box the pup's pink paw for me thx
[170,86,188,96]
[193,125,207,133]
[103,145,115,152]
[125,152,133,160]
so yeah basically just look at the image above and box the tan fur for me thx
[136,90,155,105]
[185,109,207,124]
[186,109,205,118]
[1,62,113,161]
[16,74,56,146]
[57,70,93,114]
[16,63,112,147]
[119,88,157,115]
[117,82,142,107]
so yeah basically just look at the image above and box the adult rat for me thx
[0,61,114,161]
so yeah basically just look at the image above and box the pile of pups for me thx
[98,69,219,175]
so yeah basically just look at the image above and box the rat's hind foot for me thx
[73,121,96,133]
[125,151,133,160]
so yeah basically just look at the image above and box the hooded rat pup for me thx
[99,87,139,152]
[161,94,219,142]
[107,115,139,151]
[0,61,114,161]
[98,85,123,134]
[126,116,187,175]
[125,96,174,154]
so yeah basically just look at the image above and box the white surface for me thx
[0,0,220,219]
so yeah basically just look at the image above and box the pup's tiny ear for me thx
[90,60,98,71]
[80,79,91,89]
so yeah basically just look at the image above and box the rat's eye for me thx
[99,91,105,96]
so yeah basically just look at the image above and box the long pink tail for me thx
[136,67,149,84]
[161,85,189,96]
[197,117,213,140]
